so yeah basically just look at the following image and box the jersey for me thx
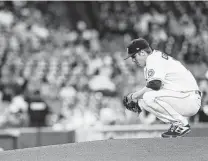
[144,50,199,92]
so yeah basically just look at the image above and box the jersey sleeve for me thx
[145,52,167,83]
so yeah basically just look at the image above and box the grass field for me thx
[0,137,207,161]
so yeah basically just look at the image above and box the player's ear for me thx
[140,50,145,56]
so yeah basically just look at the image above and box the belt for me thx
[181,90,202,97]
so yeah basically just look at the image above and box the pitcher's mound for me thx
[0,137,208,161]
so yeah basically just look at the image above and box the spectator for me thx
[25,85,51,127]
[88,66,117,96]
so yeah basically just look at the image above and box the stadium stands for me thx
[0,1,207,128]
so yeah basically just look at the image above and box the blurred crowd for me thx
[0,1,207,129]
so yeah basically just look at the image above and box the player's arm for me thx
[130,86,151,101]
[131,80,162,100]
[130,53,164,101]
[146,79,162,90]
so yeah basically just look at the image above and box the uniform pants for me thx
[138,89,201,126]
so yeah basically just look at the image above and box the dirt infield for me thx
[0,137,208,161]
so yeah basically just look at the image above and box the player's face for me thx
[131,50,147,67]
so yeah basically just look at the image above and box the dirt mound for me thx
[0,137,207,161]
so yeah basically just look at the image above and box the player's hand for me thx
[126,93,137,102]
[126,93,134,101]
[123,93,141,113]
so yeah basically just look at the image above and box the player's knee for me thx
[143,91,157,106]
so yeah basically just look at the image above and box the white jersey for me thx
[144,50,199,92]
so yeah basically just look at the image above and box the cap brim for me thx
[124,52,136,60]
[124,55,131,60]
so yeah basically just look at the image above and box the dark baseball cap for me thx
[124,38,149,60]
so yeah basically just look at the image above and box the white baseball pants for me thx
[138,89,201,125]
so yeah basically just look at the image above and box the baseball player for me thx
[123,38,201,138]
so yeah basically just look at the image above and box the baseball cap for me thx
[124,38,149,60]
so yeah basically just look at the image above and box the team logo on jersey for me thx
[148,69,155,78]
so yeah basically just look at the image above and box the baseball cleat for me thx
[161,123,191,138]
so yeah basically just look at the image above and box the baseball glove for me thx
[123,94,141,113]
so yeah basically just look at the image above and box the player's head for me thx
[124,38,152,67]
